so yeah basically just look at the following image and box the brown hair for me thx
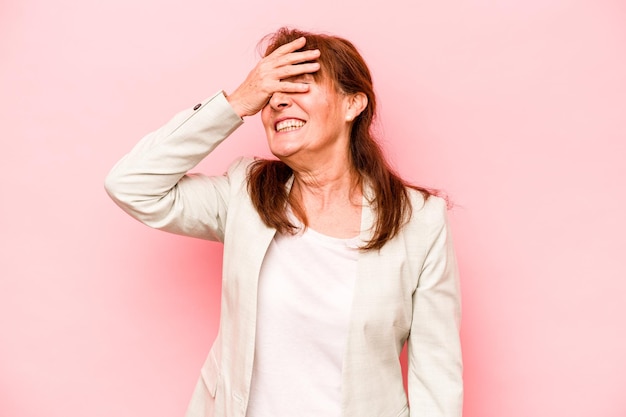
[247,27,434,250]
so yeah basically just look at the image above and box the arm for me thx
[105,37,322,240]
[408,199,463,416]
[104,91,244,241]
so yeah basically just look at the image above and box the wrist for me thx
[224,91,250,119]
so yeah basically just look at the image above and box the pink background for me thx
[2,0,625,416]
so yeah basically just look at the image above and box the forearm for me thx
[408,199,463,416]
[104,91,244,239]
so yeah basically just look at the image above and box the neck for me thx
[291,164,361,210]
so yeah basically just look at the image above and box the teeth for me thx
[276,119,305,132]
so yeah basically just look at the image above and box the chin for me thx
[270,149,295,161]
[268,143,299,160]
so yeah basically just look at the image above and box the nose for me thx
[268,92,292,110]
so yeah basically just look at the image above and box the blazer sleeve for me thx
[408,198,463,417]
[104,91,244,242]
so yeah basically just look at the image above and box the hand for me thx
[227,37,321,118]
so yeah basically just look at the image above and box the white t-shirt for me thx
[245,227,360,417]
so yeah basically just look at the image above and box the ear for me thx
[345,92,368,122]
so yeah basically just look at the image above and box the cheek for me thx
[260,108,269,125]
[260,110,274,134]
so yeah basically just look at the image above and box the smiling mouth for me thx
[275,119,306,132]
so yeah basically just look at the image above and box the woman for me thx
[105,28,462,417]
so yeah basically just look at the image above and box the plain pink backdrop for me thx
[2,0,625,416]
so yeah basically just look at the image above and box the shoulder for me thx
[222,156,256,182]
[401,189,451,246]
[398,189,454,255]
[407,189,448,224]
[226,156,255,175]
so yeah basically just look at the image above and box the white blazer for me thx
[105,91,463,417]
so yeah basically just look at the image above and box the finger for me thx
[276,62,320,79]
[256,46,317,75]
[271,36,307,56]
[275,49,320,66]
[275,81,312,93]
